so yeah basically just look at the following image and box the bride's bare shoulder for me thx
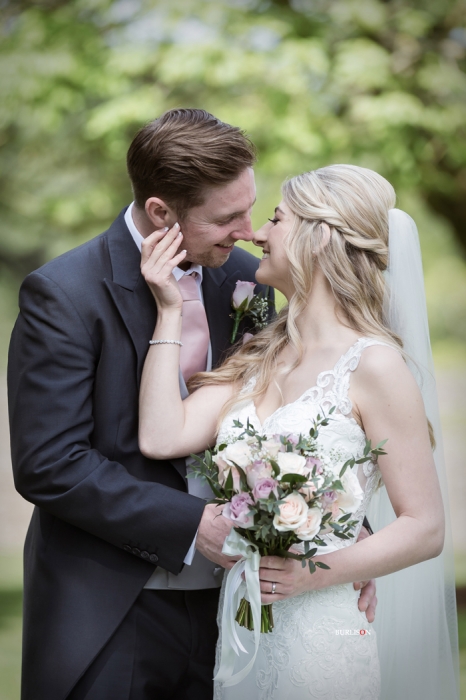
[355,341,418,396]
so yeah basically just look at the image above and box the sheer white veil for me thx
[366,208,459,698]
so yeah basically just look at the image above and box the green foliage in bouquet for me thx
[189,407,387,632]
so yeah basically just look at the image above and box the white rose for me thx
[222,440,252,468]
[273,492,309,532]
[296,507,323,541]
[261,439,282,459]
[276,452,307,476]
[334,471,364,514]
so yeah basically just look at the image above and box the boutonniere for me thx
[230,281,271,343]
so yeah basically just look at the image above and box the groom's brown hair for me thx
[127,108,256,218]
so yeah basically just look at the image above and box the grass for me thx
[457,553,466,588]
[1,552,466,698]
[459,611,466,698]
[0,554,22,700]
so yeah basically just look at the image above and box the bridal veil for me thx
[366,208,460,699]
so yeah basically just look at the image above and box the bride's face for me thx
[253,200,295,298]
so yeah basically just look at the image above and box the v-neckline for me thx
[251,337,366,429]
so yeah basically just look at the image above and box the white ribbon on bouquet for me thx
[213,529,262,687]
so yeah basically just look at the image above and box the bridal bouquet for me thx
[190,409,387,639]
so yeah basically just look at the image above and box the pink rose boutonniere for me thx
[230,280,271,343]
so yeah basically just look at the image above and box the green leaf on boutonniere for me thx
[230,283,272,343]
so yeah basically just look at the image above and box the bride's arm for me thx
[259,345,445,601]
[138,224,235,460]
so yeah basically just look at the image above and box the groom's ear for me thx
[145,197,177,230]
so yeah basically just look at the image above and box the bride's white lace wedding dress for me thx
[214,337,389,700]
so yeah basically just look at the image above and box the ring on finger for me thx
[271,581,277,595]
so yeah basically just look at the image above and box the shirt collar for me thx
[124,202,203,283]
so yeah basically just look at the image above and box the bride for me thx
[138,164,458,699]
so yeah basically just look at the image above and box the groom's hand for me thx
[356,579,377,623]
[354,525,377,623]
[196,504,239,570]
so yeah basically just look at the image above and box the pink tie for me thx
[178,272,210,382]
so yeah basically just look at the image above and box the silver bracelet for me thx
[149,339,183,347]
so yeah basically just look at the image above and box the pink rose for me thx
[242,332,254,345]
[306,457,322,474]
[232,281,256,310]
[321,490,340,518]
[253,477,278,501]
[213,455,242,492]
[322,490,337,506]
[246,460,273,489]
[223,492,255,528]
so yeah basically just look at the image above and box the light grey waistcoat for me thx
[144,369,224,590]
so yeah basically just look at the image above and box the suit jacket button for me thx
[149,554,159,564]
[140,550,149,560]
[132,547,141,556]
[123,545,132,553]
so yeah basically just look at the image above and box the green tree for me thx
[0,0,465,355]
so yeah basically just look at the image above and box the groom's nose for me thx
[231,216,254,242]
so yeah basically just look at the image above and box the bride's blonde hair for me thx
[189,164,434,445]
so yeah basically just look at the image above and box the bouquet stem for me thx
[235,597,274,633]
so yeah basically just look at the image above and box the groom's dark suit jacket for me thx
[7,209,272,700]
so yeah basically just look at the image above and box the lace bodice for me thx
[216,337,391,552]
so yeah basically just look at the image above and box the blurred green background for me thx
[0,0,465,697]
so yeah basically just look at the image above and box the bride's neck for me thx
[294,266,356,348]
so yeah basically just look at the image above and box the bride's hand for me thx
[258,555,320,603]
[259,552,378,623]
[140,222,187,311]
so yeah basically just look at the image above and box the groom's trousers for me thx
[66,587,221,700]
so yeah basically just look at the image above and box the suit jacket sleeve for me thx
[8,271,205,574]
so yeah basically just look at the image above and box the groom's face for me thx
[178,167,256,269]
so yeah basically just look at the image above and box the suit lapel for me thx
[104,274,157,385]
[104,215,157,383]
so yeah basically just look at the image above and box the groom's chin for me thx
[195,249,233,269]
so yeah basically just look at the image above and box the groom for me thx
[8,108,376,700]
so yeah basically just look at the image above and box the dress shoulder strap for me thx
[330,337,400,416]
[334,337,398,375]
